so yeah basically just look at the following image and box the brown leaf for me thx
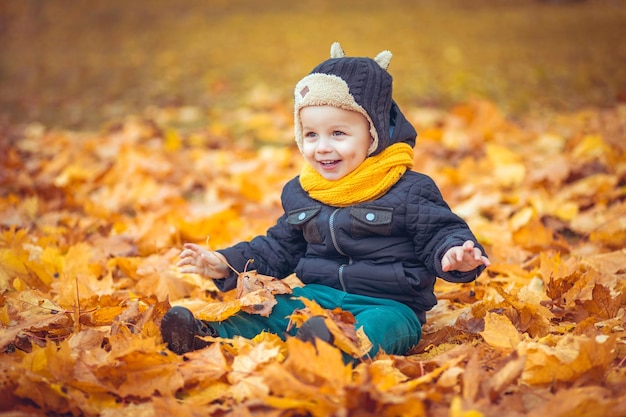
[580,284,623,319]
[196,269,292,320]
[237,269,292,316]
[482,351,526,402]
[237,270,292,296]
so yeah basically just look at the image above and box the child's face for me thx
[300,105,373,181]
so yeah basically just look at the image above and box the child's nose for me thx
[316,136,333,152]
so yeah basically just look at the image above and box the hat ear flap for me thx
[330,42,346,58]
[374,50,392,70]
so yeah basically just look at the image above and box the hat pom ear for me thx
[330,42,346,58]
[374,50,392,70]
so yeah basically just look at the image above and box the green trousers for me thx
[210,284,422,359]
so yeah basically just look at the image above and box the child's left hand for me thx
[441,240,490,272]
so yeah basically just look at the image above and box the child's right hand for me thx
[176,243,230,279]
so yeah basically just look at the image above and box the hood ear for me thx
[330,43,392,70]
[374,50,392,70]
[330,42,346,58]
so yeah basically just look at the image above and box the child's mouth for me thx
[319,160,340,168]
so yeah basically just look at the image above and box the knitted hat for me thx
[294,42,394,156]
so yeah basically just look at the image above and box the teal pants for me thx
[210,284,422,359]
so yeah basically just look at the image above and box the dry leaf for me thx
[288,297,372,358]
[196,268,292,321]
[480,312,522,350]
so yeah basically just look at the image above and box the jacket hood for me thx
[388,100,417,150]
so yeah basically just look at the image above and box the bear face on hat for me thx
[294,42,394,156]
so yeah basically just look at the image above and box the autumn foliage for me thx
[1,98,625,416]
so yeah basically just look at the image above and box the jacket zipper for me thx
[329,209,351,291]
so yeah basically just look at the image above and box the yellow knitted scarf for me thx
[299,142,414,207]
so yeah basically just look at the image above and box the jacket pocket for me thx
[350,206,393,238]
[286,206,323,244]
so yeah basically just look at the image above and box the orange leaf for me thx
[288,297,372,358]
[480,312,522,350]
[518,334,617,385]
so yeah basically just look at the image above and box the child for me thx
[161,42,490,359]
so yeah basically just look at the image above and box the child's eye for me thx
[332,131,345,136]
[304,132,318,139]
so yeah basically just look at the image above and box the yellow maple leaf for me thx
[196,298,243,322]
[480,312,522,350]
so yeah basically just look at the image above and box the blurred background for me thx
[1,0,625,131]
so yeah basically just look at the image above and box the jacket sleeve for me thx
[213,182,308,292]
[406,175,486,283]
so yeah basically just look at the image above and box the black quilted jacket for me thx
[216,103,486,323]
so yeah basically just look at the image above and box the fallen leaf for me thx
[480,312,522,350]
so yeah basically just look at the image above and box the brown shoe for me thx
[295,316,334,345]
[160,306,218,354]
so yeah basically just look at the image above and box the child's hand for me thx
[441,240,491,273]
[176,243,230,279]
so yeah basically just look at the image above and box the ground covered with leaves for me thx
[2,1,626,416]
[1,98,625,416]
